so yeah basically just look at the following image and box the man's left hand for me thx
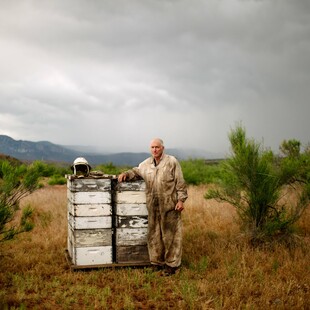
[175,201,184,212]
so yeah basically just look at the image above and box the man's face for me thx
[150,140,164,160]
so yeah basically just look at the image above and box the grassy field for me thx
[0,184,309,309]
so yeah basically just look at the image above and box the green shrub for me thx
[32,161,71,177]
[0,161,39,242]
[48,175,67,185]
[205,124,309,244]
[95,162,131,176]
[181,159,222,185]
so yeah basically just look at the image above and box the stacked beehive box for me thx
[114,180,149,264]
[67,176,113,266]
[66,176,150,268]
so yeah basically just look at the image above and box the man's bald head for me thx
[150,138,165,161]
[150,138,164,147]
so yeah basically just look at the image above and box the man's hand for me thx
[118,173,127,182]
[175,201,184,212]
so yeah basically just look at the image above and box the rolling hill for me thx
[0,135,222,166]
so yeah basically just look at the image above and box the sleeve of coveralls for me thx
[175,160,188,202]
[124,166,141,180]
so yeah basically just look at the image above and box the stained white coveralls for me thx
[124,154,188,268]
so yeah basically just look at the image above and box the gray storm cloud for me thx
[0,0,309,154]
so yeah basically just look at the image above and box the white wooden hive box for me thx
[115,203,148,216]
[68,227,112,247]
[116,228,148,246]
[67,177,112,192]
[67,190,111,205]
[68,213,112,229]
[114,191,146,204]
[114,180,146,191]
[70,245,113,266]
[116,216,148,228]
[68,201,112,217]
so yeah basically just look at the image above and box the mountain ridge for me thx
[0,135,223,166]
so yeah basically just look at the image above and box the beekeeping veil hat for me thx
[71,157,91,176]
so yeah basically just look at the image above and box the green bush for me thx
[95,162,132,176]
[181,159,222,185]
[0,161,39,242]
[205,124,309,244]
[48,175,67,185]
[32,161,71,178]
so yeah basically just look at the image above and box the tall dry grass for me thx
[0,184,309,309]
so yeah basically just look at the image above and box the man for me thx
[118,138,188,275]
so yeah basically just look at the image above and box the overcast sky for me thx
[0,0,309,156]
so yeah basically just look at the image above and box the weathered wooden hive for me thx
[67,176,113,266]
[66,175,149,269]
[114,180,149,264]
